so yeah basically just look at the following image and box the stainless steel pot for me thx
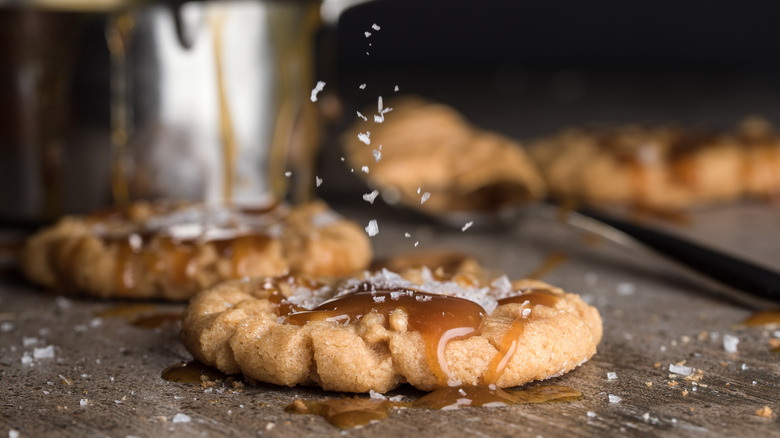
[0,0,321,223]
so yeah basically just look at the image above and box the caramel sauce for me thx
[484,290,561,384]
[742,310,780,327]
[92,203,285,295]
[525,253,568,280]
[286,397,401,429]
[105,13,135,205]
[162,360,227,383]
[95,303,158,320]
[130,311,182,329]
[285,287,485,385]
[286,384,582,428]
[211,13,238,203]
[96,303,181,329]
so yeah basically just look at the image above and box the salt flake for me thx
[723,334,739,353]
[361,166,369,174]
[608,394,622,404]
[420,192,431,204]
[315,176,323,187]
[359,83,366,90]
[362,190,379,204]
[372,23,380,31]
[33,345,55,359]
[356,111,367,121]
[372,149,382,162]
[309,81,326,102]
[358,131,371,145]
[607,372,618,380]
[669,363,693,376]
[462,221,473,232]
[172,413,191,423]
[365,220,379,237]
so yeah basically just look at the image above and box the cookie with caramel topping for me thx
[179,264,602,393]
[22,201,371,301]
[529,118,780,209]
[343,96,546,214]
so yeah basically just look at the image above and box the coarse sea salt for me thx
[361,166,369,174]
[315,176,323,187]
[608,394,622,404]
[356,111,367,121]
[359,83,366,90]
[363,190,379,204]
[462,221,473,232]
[365,220,379,237]
[372,149,382,162]
[420,192,431,204]
[607,372,617,380]
[172,413,191,423]
[372,23,380,31]
[616,282,636,296]
[80,399,89,407]
[309,81,326,102]
[669,363,693,376]
[9,430,20,438]
[33,345,55,359]
[723,334,739,353]
[358,131,371,145]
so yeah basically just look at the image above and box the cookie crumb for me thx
[756,406,773,418]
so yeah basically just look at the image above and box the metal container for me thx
[0,0,321,223]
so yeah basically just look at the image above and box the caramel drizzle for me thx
[285,287,485,385]
[278,283,560,387]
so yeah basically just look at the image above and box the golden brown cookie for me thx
[180,264,602,393]
[343,96,546,214]
[529,118,780,209]
[22,201,371,300]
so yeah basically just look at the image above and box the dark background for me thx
[328,0,780,137]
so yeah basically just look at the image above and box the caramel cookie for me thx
[180,265,602,393]
[22,201,371,300]
[529,118,780,209]
[343,96,546,214]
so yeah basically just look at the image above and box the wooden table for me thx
[2,200,779,437]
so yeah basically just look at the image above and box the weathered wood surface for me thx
[1,202,779,437]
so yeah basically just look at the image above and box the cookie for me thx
[343,96,546,214]
[180,263,602,393]
[529,118,780,209]
[22,201,372,300]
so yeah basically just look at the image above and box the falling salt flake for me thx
[669,363,693,376]
[358,131,371,145]
[361,166,369,174]
[414,241,419,247]
[315,176,323,187]
[21,352,32,365]
[80,399,89,407]
[9,430,20,438]
[340,156,345,162]
[374,113,385,123]
[356,111,367,121]
[365,220,379,237]
[404,232,411,238]
[23,337,39,347]
[616,282,636,296]
[723,334,739,353]
[362,190,379,204]
[372,149,382,162]
[309,81,326,102]
[359,83,366,90]
[587,411,597,418]
[172,413,191,423]
[394,85,399,92]
[417,187,421,195]
[420,192,431,204]
[462,221,474,232]
[608,394,622,404]
[607,372,618,380]
[372,23,380,31]
[33,345,55,359]
[378,96,384,112]
[1,322,14,332]
[284,171,292,177]
[55,296,72,310]
[364,31,371,37]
